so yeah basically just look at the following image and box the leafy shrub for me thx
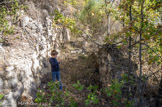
[53,10,78,33]
[103,77,134,107]
[72,80,84,91]
[35,78,135,107]
[0,94,4,100]
[104,79,124,106]
[35,81,77,107]
[0,94,4,106]
[85,85,99,106]
[64,0,79,6]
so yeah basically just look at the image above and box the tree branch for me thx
[78,28,103,48]
[146,69,162,80]
[143,42,162,59]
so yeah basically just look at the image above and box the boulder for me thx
[21,16,30,28]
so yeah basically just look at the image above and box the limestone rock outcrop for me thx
[0,1,71,106]
[98,44,138,87]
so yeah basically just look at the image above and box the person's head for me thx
[51,50,58,58]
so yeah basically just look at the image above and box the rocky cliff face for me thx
[97,44,161,106]
[98,44,138,88]
[0,1,70,106]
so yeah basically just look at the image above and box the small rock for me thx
[5,66,14,72]
[32,24,37,30]
[31,29,37,33]
[0,45,5,52]
[36,23,43,33]
[42,9,49,17]
[43,85,46,89]
[4,80,11,89]
[48,6,53,14]
[3,89,11,95]
[21,16,30,28]
[20,93,33,102]
[71,49,83,54]
[10,78,18,87]
[0,78,3,91]
[3,92,17,107]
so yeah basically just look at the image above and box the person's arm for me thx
[57,59,61,64]
[58,61,61,64]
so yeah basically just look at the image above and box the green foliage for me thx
[104,79,124,106]
[0,6,14,36]
[85,85,99,106]
[72,80,84,91]
[85,93,99,105]
[79,0,105,34]
[64,0,79,6]
[68,97,78,107]
[35,78,136,107]
[147,37,161,65]
[73,81,99,106]
[35,81,99,106]
[35,89,47,103]
[103,0,161,65]
[0,94,4,106]
[103,77,134,107]
[35,81,77,107]
[0,94,4,100]
[0,0,24,42]
[53,10,79,33]
[47,81,64,106]
[72,81,100,106]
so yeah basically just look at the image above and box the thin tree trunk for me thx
[139,0,144,106]
[127,1,132,101]
[107,13,110,36]
[105,0,115,37]
[156,76,162,107]
[128,1,132,84]
[120,0,125,28]
[105,0,110,36]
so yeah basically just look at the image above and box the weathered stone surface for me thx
[98,44,138,87]
[0,78,3,91]
[21,16,30,28]
[71,49,83,54]
[0,1,71,106]
[5,66,14,72]
[3,89,11,95]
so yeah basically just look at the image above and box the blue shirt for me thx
[49,57,60,72]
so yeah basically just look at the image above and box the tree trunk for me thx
[139,0,144,106]
[156,77,162,107]
[128,1,132,100]
[128,1,132,85]
[107,13,110,36]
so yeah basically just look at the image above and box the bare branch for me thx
[143,42,162,59]
[146,69,162,79]
[77,28,103,47]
